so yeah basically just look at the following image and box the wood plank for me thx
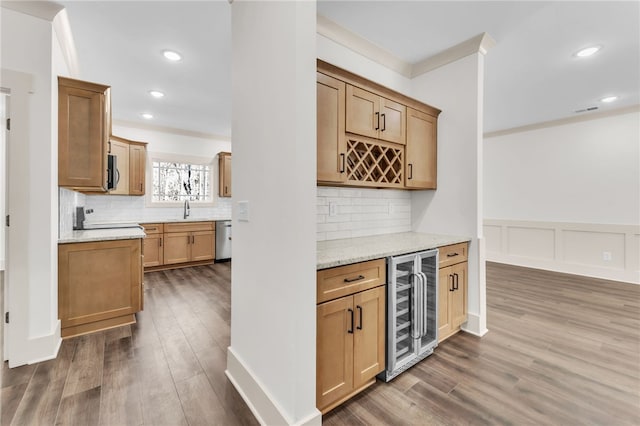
[98,330,143,426]
[9,339,76,425]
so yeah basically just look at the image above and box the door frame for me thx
[1,87,10,361]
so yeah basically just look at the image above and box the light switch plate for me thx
[237,201,249,222]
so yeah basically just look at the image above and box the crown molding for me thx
[113,119,232,142]
[1,1,64,21]
[317,15,495,79]
[484,104,640,138]
[317,14,413,78]
[411,32,496,77]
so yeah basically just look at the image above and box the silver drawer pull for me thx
[344,275,365,283]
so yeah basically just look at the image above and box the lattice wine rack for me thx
[346,138,404,187]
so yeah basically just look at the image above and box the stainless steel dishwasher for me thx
[215,220,232,261]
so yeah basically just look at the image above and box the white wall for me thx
[411,54,487,337]
[485,111,640,224]
[1,6,65,366]
[227,2,320,425]
[484,110,640,283]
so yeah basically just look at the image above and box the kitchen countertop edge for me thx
[59,227,146,244]
[317,232,471,270]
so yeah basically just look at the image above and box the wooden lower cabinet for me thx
[316,260,386,414]
[142,221,215,271]
[142,223,163,267]
[58,238,143,338]
[437,242,469,342]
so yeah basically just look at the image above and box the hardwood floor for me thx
[1,262,258,426]
[2,262,639,425]
[324,262,640,425]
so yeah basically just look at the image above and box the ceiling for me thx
[58,1,639,138]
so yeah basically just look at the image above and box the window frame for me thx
[145,152,216,207]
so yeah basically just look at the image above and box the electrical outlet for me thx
[329,202,338,217]
[389,203,395,215]
[602,251,612,261]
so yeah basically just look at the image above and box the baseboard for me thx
[484,220,640,284]
[226,346,322,426]
[12,320,62,367]
[461,313,488,337]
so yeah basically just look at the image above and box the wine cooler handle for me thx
[420,272,428,336]
[411,274,419,340]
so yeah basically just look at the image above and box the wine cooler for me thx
[378,249,438,381]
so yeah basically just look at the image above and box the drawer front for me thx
[439,242,468,268]
[141,223,163,234]
[317,259,386,304]
[164,221,215,233]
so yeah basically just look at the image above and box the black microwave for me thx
[107,154,118,190]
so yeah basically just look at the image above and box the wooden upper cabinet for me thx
[317,73,346,183]
[106,136,147,196]
[58,76,111,191]
[405,108,437,189]
[129,142,146,195]
[346,85,406,145]
[109,138,130,195]
[218,152,232,197]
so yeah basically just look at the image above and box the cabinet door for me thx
[58,84,108,190]
[317,296,354,411]
[438,266,453,341]
[405,108,437,189]
[379,98,406,144]
[191,230,215,262]
[129,144,146,195]
[450,262,468,329]
[317,73,346,183]
[163,232,190,264]
[143,234,163,267]
[109,139,130,195]
[352,286,386,388]
[219,154,232,197]
[346,85,379,139]
[58,239,141,329]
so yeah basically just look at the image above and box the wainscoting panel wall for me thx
[484,219,640,284]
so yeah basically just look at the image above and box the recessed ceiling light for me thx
[163,50,182,61]
[149,90,165,98]
[575,46,601,58]
[141,113,154,119]
[600,96,618,103]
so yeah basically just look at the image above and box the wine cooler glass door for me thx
[389,253,418,372]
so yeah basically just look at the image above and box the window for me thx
[150,154,214,204]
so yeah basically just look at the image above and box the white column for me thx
[226,1,320,425]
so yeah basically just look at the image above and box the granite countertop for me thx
[59,227,146,244]
[317,232,471,270]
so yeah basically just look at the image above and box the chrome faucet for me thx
[184,199,190,219]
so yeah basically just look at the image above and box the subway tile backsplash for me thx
[58,188,232,234]
[83,195,232,223]
[317,186,411,241]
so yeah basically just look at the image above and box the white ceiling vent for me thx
[574,106,599,113]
